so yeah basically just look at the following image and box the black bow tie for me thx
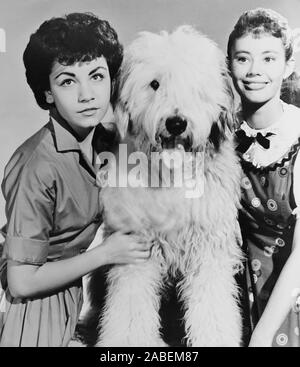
[235,129,275,153]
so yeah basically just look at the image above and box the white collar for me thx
[238,102,300,167]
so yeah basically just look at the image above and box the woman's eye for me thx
[150,79,160,90]
[237,57,248,63]
[264,56,275,63]
[92,73,104,81]
[60,79,74,87]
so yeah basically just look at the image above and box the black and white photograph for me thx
[1,0,300,350]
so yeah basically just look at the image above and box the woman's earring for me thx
[45,91,54,104]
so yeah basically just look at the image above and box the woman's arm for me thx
[7,231,151,299]
[249,218,300,347]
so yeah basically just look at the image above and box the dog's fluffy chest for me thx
[100,142,241,273]
[101,185,205,233]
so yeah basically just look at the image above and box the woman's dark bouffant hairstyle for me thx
[23,12,123,110]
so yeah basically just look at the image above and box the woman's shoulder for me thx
[284,102,300,123]
[3,122,57,187]
[279,103,300,142]
[14,122,54,158]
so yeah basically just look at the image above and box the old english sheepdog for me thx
[92,25,243,347]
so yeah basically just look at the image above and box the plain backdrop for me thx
[0,0,300,236]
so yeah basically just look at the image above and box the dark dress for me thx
[0,110,103,346]
[238,133,300,347]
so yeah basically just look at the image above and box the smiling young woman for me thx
[230,34,294,129]
[228,8,300,347]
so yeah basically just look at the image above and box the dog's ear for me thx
[208,72,237,151]
[112,63,133,140]
[115,101,130,140]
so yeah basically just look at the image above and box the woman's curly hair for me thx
[23,12,123,109]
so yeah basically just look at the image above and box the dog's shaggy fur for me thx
[91,26,243,347]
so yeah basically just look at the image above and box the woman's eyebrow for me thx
[54,71,75,79]
[234,51,250,55]
[54,65,108,79]
[233,50,279,56]
[88,66,108,75]
[262,50,280,54]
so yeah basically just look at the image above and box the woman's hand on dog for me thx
[96,232,152,265]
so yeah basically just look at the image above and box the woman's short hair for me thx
[227,8,293,62]
[23,12,123,109]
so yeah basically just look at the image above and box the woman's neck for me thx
[241,97,284,130]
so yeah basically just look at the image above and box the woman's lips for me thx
[243,81,268,90]
[78,108,99,116]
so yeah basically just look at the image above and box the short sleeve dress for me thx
[236,102,300,347]
[0,109,104,346]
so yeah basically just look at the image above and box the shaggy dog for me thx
[91,26,243,347]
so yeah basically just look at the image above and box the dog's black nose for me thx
[165,116,187,136]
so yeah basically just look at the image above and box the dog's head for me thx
[115,25,235,155]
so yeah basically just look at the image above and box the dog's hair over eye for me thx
[150,79,160,90]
